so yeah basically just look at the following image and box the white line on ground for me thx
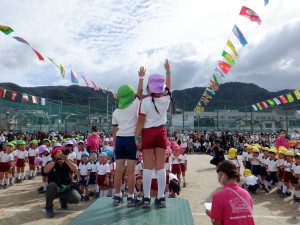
[192,213,300,220]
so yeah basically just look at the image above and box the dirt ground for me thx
[0,155,299,225]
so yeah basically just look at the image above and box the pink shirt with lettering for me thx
[276,137,290,151]
[87,134,101,151]
[211,183,255,225]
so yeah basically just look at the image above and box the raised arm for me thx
[164,59,171,90]
[137,66,146,99]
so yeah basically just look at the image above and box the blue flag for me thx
[71,70,79,83]
[264,0,269,6]
[232,25,248,47]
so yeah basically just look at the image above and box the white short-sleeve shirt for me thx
[16,150,28,159]
[28,148,38,157]
[265,158,279,172]
[109,161,116,171]
[112,97,140,137]
[242,175,258,186]
[79,162,92,176]
[170,154,182,165]
[180,154,187,164]
[90,160,98,173]
[42,154,52,166]
[138,95,171,128]
[0,152,14,162]
[96,162,110,175]
[283,161,292,172]
[291,163,300,175]
[135,161,143,175]
[68,151,77,162]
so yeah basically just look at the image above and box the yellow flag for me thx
[3,89,7,98]
[227,39,239,58]
[294,90,300,100]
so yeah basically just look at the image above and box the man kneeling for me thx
[43,146,81,218]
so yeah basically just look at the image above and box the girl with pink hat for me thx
[170,142,182,185]
[135,59,175,208]
[179,144,188,187]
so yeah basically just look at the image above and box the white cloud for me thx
[0,0,299,92]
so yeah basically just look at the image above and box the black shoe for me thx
[3,184,7,189]
[45,207,54,218]
[88,191,94,197]
[113,195,123,206]
[60,198,68,209]
[135,197,142,206]
[39,189,46,194]
[82,195,89,202]
[95,192,100,198]
[38,186,43,192]
[286,192,292,197]
[183,182,186,188]
[155,197,166,208]
[142,197,151,209]
[127,197,136,208]
[265,188,269,193]
[28,176,32,180]
[294,197,300,202]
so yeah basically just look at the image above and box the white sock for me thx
[30,170,33,177]
[95,185,99,193]
[6,178,9,185]
[11,177,15,184]
[128,193,134,198]
[157,169,166,199]
[268,181,271,186]
[0,179,4,185]
[263,180,268,189]
[103,190,108,197]
[115,192,122,197]
[100,190,104,197]
[165,192,170,198]
[8,173,12,179]
[121,183,126,192]
[22,172,26,179]
[143,169,153,199]
[183,176,186,183]
[43,182,48,191]
[18,173,21,179]
[295,190,300,198]
[111,188,115,197]
[282,185,287,194]
[108,188,112,196]
[278,181,283,189]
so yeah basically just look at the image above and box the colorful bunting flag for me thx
[200,99,208,106]
[272,98,281,105]
[215,67,225,78]
[31,48,44,61]
[81,75,90,87]
[0,25,14,35]
[218,61,231,74]
[60,65,66,79]
[71,70,79,84]
[222,51,236,66]
[239,6,262,25]
[232,25,248,47]
[294,90,300,100]
[0,89,4,98]
[203,92,212,100]
[264,0,269,6]
[2,89,7,98]
[261,101,269,109]
[206,87,215,95]
[91,81,99,91]
[279,95,288,104]
[47,57,60,68]
[12,91,17,101]
[32,96,38,104]
[266,99,275,107]
[13,37,30,46]
[257,103,263,110]
[286,93,294,102]
[22,94,29,102]
[209,80,219,91]
[227,39,239,58]
[201,96,209,103]
[252,105,258,111]
[212,74,220,87]
[41,98,46,106]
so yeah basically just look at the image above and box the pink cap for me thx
[148,74,165,94]
[38,145,48,154]
[180,144,185,148]
[65,140,74,146]
[109,137,113,142]
[166,139,171,147]
[34,156,42,165]
[171,142,180,150]
[166,147,171,155]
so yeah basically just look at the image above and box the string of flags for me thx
[195,0,267,113]
[0,88,46,105]
[0,24,118,99]
[251,90,300,111]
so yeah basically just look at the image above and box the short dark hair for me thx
[217,160,240,181]
[279,129,286,133]
[92,126,98,132]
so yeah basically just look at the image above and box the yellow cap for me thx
[252,147,259,153]
[269,147,277,151]
[278,146,288,155]
[254,143,262,149]
[268,149,277,154]
[263,147,270,151]
[285,151,294,157]
[228,148,237,158]
[244,169,252,177]
[295,153,300,157]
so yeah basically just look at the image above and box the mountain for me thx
[0,82,294,111]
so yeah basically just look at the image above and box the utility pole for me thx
[285,107,288,133]
[182,97,185,131]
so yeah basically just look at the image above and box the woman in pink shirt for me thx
[206,160,255,225]
[87,126,101,152]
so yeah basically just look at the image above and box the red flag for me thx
[279,95,288,104]
[22,94,29,102]
[201,96,209,103]
[261,101,268,109]
[240,6,262,25]
[12,91,17,100]
[81,75,90,87]
[0,89,3,98]
[90,81,99,91]
[31,48,45,61]
[218,61,231,74]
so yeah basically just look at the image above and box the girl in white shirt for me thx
[28,140,39,179]
[15,140,28,183]
[135,60,175,208]
[0,143,14,188]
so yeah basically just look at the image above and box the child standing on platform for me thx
[135,59,175,208]
[112,66,144,207]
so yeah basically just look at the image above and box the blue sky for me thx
[0,0,299,92]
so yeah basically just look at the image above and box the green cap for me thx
[117,85,135,109]
[17,140,26,145]
[11,141,17,145]
[62,139,66,143]
[51,138,57,143]
[7,142,14,148]
[43,138,51,143]
[31,139,38,145]
[79,136,84,140]
[75,137,79,140]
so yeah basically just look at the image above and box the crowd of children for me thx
[232,130,300,202]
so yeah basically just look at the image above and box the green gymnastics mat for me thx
[69,197,194,225]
